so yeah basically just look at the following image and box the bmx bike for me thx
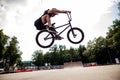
[36,13,84,48]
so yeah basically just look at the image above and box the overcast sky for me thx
[0,0,119,61]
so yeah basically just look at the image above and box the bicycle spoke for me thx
[70,30,82,42]
[67,28,84,44]
[39,33,51,44]
[36,30,54,48]
[44,34,53,40]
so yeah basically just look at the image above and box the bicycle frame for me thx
[55,23,70,36]
[45,13,73,40]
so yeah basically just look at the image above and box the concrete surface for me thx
[0,65,120,80]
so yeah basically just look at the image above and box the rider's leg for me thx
[45,25,63,40]
[55,35,64,40]
[45,25,58,33]
[49,27,58,33]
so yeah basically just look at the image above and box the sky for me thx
[0,0,119,61]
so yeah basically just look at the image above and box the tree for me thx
[94,37,108,64]
[58,45,66,64]
[105,2,120,63]
[62,49,72,62]
[83,39,96,62]
[32,50,44,67]
[49,45,61,65]
[42,45,67,66]
[68,47,80,62]
[0,30,22,72]
[0,30,9,67]
[78,45,87,62]
[69,47,74,61]
[106,19,120,62]
[4,37,22,66]
[44,52,52,64]
[82,37,109,64]
[0,30,9,59]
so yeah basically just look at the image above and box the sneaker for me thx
[55,35,64,40]
[47,27,58,33]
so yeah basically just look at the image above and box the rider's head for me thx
[48,8,58,17]
[50,13,58,17]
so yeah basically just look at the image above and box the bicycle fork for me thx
[69,25,77,38]
[72,29,77,38]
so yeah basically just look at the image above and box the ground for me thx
[0,65,120,80]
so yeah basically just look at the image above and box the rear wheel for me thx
[67,27,84,44]
[36,30,54,48]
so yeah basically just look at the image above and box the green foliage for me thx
[106,19,120,60]
[5,37,22,66]
[32,44,86,66]
[32,50,44,66]
[94,37,108,64]
[83,39,96,62]
[78,45,87,62]
[0,29,22,67]
[0,30,9,60]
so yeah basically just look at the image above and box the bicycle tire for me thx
[67,27,84,44]
[36,30,54,48]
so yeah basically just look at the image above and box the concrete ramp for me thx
[64,61,83,68]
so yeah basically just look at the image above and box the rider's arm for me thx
[46,15,52,27]
[49,8,71,14]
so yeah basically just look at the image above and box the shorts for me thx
[34,18,46,30]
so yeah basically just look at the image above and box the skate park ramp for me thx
[64,61,83,68]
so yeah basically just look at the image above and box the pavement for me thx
[0,65,120,80]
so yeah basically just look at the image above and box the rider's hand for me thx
[67,11,71,14]
[68,11,71,13]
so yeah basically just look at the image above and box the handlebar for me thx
[67,12,72,22]
[52,13,72,26]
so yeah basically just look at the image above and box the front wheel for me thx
[67,27,84,44]
[36,30,54,48]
